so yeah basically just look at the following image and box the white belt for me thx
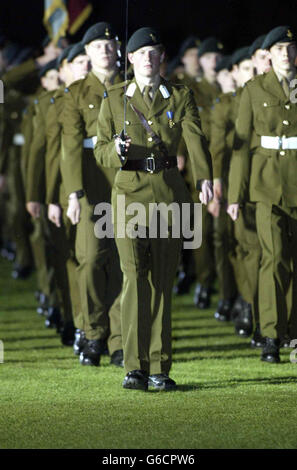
[13,133,25,146]
[261,136,297,150]
[83,136,97,149]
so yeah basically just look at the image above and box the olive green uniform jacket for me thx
[26,90,55,203]
[61,70,123,204]
[228,69,297,207]
[94,77,213,224]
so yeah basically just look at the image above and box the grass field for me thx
[0,257,297,450]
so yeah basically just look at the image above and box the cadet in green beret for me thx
[94,26,213,391]
[228,26,297,362]
[60,22,123,367]
[208,55,238,321]
[45,44,89,348]
[26,54,75,338]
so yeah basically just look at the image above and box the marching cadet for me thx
[20,60,58,315]
[61,23,123,368]
[170,36,201,296]
[45,43,88,356]
[228,26,297,362]
[191,37,223,309]
[209,55,238,322]
[173,37,222,307]
[94,27,213,391]
[170,36,202,85]
[249,34,271,75]
[0,50,34,280]
[26,50,75,341]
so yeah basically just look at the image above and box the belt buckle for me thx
[146,155,156,174]
[278,136,283,149]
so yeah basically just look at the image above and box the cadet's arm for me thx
[45,100,62,205]
[94,96,126,168]
[227,86,253,205]
[60,89,85,196]
[26,100,46,204]
[181,90,213,190]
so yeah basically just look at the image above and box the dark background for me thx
[0,0,297,58]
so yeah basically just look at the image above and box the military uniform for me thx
[21,92,53,298]
[209,92,238,307]
[26,90,73,326]
[172,73,219,303]
[60,69,123,354]
[0,87,33,274]
[94,69,212,379]
[228,63,297,350]
[45,85,83,335]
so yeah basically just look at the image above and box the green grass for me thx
[0,257,297,449]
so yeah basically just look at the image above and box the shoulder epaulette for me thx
[108,80,130,92]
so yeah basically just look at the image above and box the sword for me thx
[119,0,129,157]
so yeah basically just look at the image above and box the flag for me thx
[43,0,69,44]
[68,0,93,35]
[43,0,93,44]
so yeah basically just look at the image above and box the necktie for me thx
[143,86,152,108]
[281,78,290,98]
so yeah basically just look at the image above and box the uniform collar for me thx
[263,68,294,102]
[125,76,172,119]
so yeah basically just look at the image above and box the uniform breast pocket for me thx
[254,99,281,132]
[81,105,100,129]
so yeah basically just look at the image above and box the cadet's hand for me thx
[26,201,41,219]
[67,194,81,225]
[115,135,131,156]
[207,200,220,218]
[48,204,62,228]
[0,174,6,192]
[177,155,185,172]
[199,180,213,205]
[213,178,223,203]
[227,203,240,221]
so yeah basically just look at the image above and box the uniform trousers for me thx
[255,201,297,339]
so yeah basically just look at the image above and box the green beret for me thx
[231,46,251,66]
[198,37,224,57]
[57,45,73,68]
[38,59,58,78]
[248,34,266,56]
[127,27,161,53]
[178,36,200,58]
[82,22,117,46]
[215,55,232,73]
[261,25,296,50]
[67,42,86,63]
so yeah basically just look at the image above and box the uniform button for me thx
[285,104,290,110]
[125,120,130,125]
[148,137,153,142]
[280,151,285,156]
[148,120,153,125]
[263,102,268,107]
[283,120,289,125]
[88,104,94,109]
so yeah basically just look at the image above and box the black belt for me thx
[122,155,177,174]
